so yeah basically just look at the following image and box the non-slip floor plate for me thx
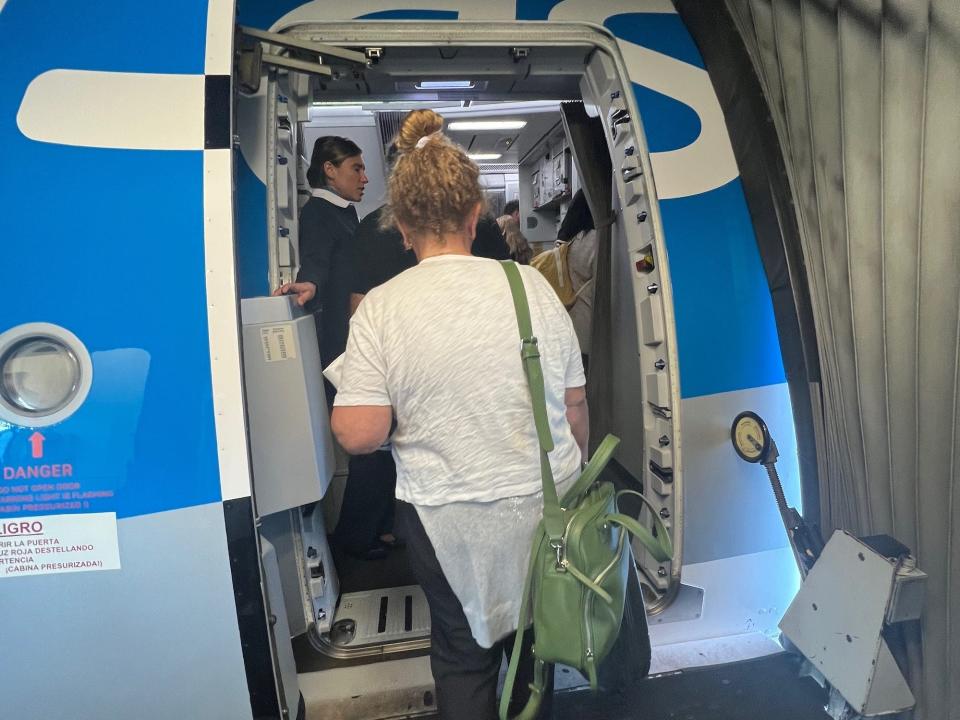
[330,585,430,648]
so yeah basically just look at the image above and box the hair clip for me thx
[415,132,439,149]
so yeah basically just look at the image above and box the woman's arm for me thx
[331,405,393,455]
[565,385,589,462]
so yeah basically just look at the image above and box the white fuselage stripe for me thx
[204,0,253,503]
[203,150,253,502]
[549,0,676,18]
[17,70,205,150]
[205,0,236,75]
[616,40,739,199]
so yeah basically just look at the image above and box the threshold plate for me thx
[329,585,430,648]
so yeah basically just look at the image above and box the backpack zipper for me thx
[583,529,627,665]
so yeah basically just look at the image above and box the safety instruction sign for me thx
[0,512,121,579]
[260,323,297,362]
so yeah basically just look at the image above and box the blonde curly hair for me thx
[381,109,485,242]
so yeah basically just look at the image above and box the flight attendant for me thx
[276,137,398,561]
[275,136,368,371]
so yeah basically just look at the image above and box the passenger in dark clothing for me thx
[274,136,368,369]
[349,208,509,310]
[472,215,512,261]
[350,206,415,297]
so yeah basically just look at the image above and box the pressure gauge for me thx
[731,411,772,464]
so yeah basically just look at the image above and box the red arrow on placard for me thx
[29,432,45,459]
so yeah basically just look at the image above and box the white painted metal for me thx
[779,531,914,715]
[17,70,205,150]
[274,0,518,26]
[203,149,255,502]
[650,545,800,646]
[261,537,301,717]
[681,383,801,563]
[204,0,235,74]
[649,632,782,676]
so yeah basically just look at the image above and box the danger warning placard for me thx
[0,512,120,579]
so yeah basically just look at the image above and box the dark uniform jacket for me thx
[296,192,359,367]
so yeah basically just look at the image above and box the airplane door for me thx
[267,68,307,289]
[579,50,683,603]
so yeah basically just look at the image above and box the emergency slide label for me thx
[0,512,120,579]
[260,323,297,362]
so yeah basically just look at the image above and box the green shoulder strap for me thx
[561,433,620,506]
[498,260,563,720]
[610,489,674,562]
[499,260,564,544]
[498,530,547,720]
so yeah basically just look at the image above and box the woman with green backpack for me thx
[330,109,670,720]
[330,109,584,719]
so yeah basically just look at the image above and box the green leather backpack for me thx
[498,261,673,720]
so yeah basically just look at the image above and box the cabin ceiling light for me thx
[416,80,476,90]
[468,153,502,160]
[447,120,527,131]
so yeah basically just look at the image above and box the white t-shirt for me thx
[334,254,585,506]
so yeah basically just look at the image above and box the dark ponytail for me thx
[557,188,594,242]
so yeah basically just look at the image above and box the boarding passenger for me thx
[347,142,415,315]
[496,199,532,264]
[273,136,368,374]
[349,138,511,317]
[472,213,512,261]
[333,131,512,560]
[331,109,587,720]
[351,206,510,314]
[557,189,597,372]
[501,198,521,226]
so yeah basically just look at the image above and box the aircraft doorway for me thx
[232,20,801,719]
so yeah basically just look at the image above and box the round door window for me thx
[0,324,93,427]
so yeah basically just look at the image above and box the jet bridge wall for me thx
[716,1,960,716]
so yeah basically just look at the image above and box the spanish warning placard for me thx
[0,512,121,579]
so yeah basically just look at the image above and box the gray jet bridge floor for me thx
[549,652,830,720]
[406,652,831,719]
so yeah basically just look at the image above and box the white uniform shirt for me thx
[334,254,585,506]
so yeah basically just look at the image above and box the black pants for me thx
[595,554,652,692]
[396,501,553,720]
[332,451,396,554]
